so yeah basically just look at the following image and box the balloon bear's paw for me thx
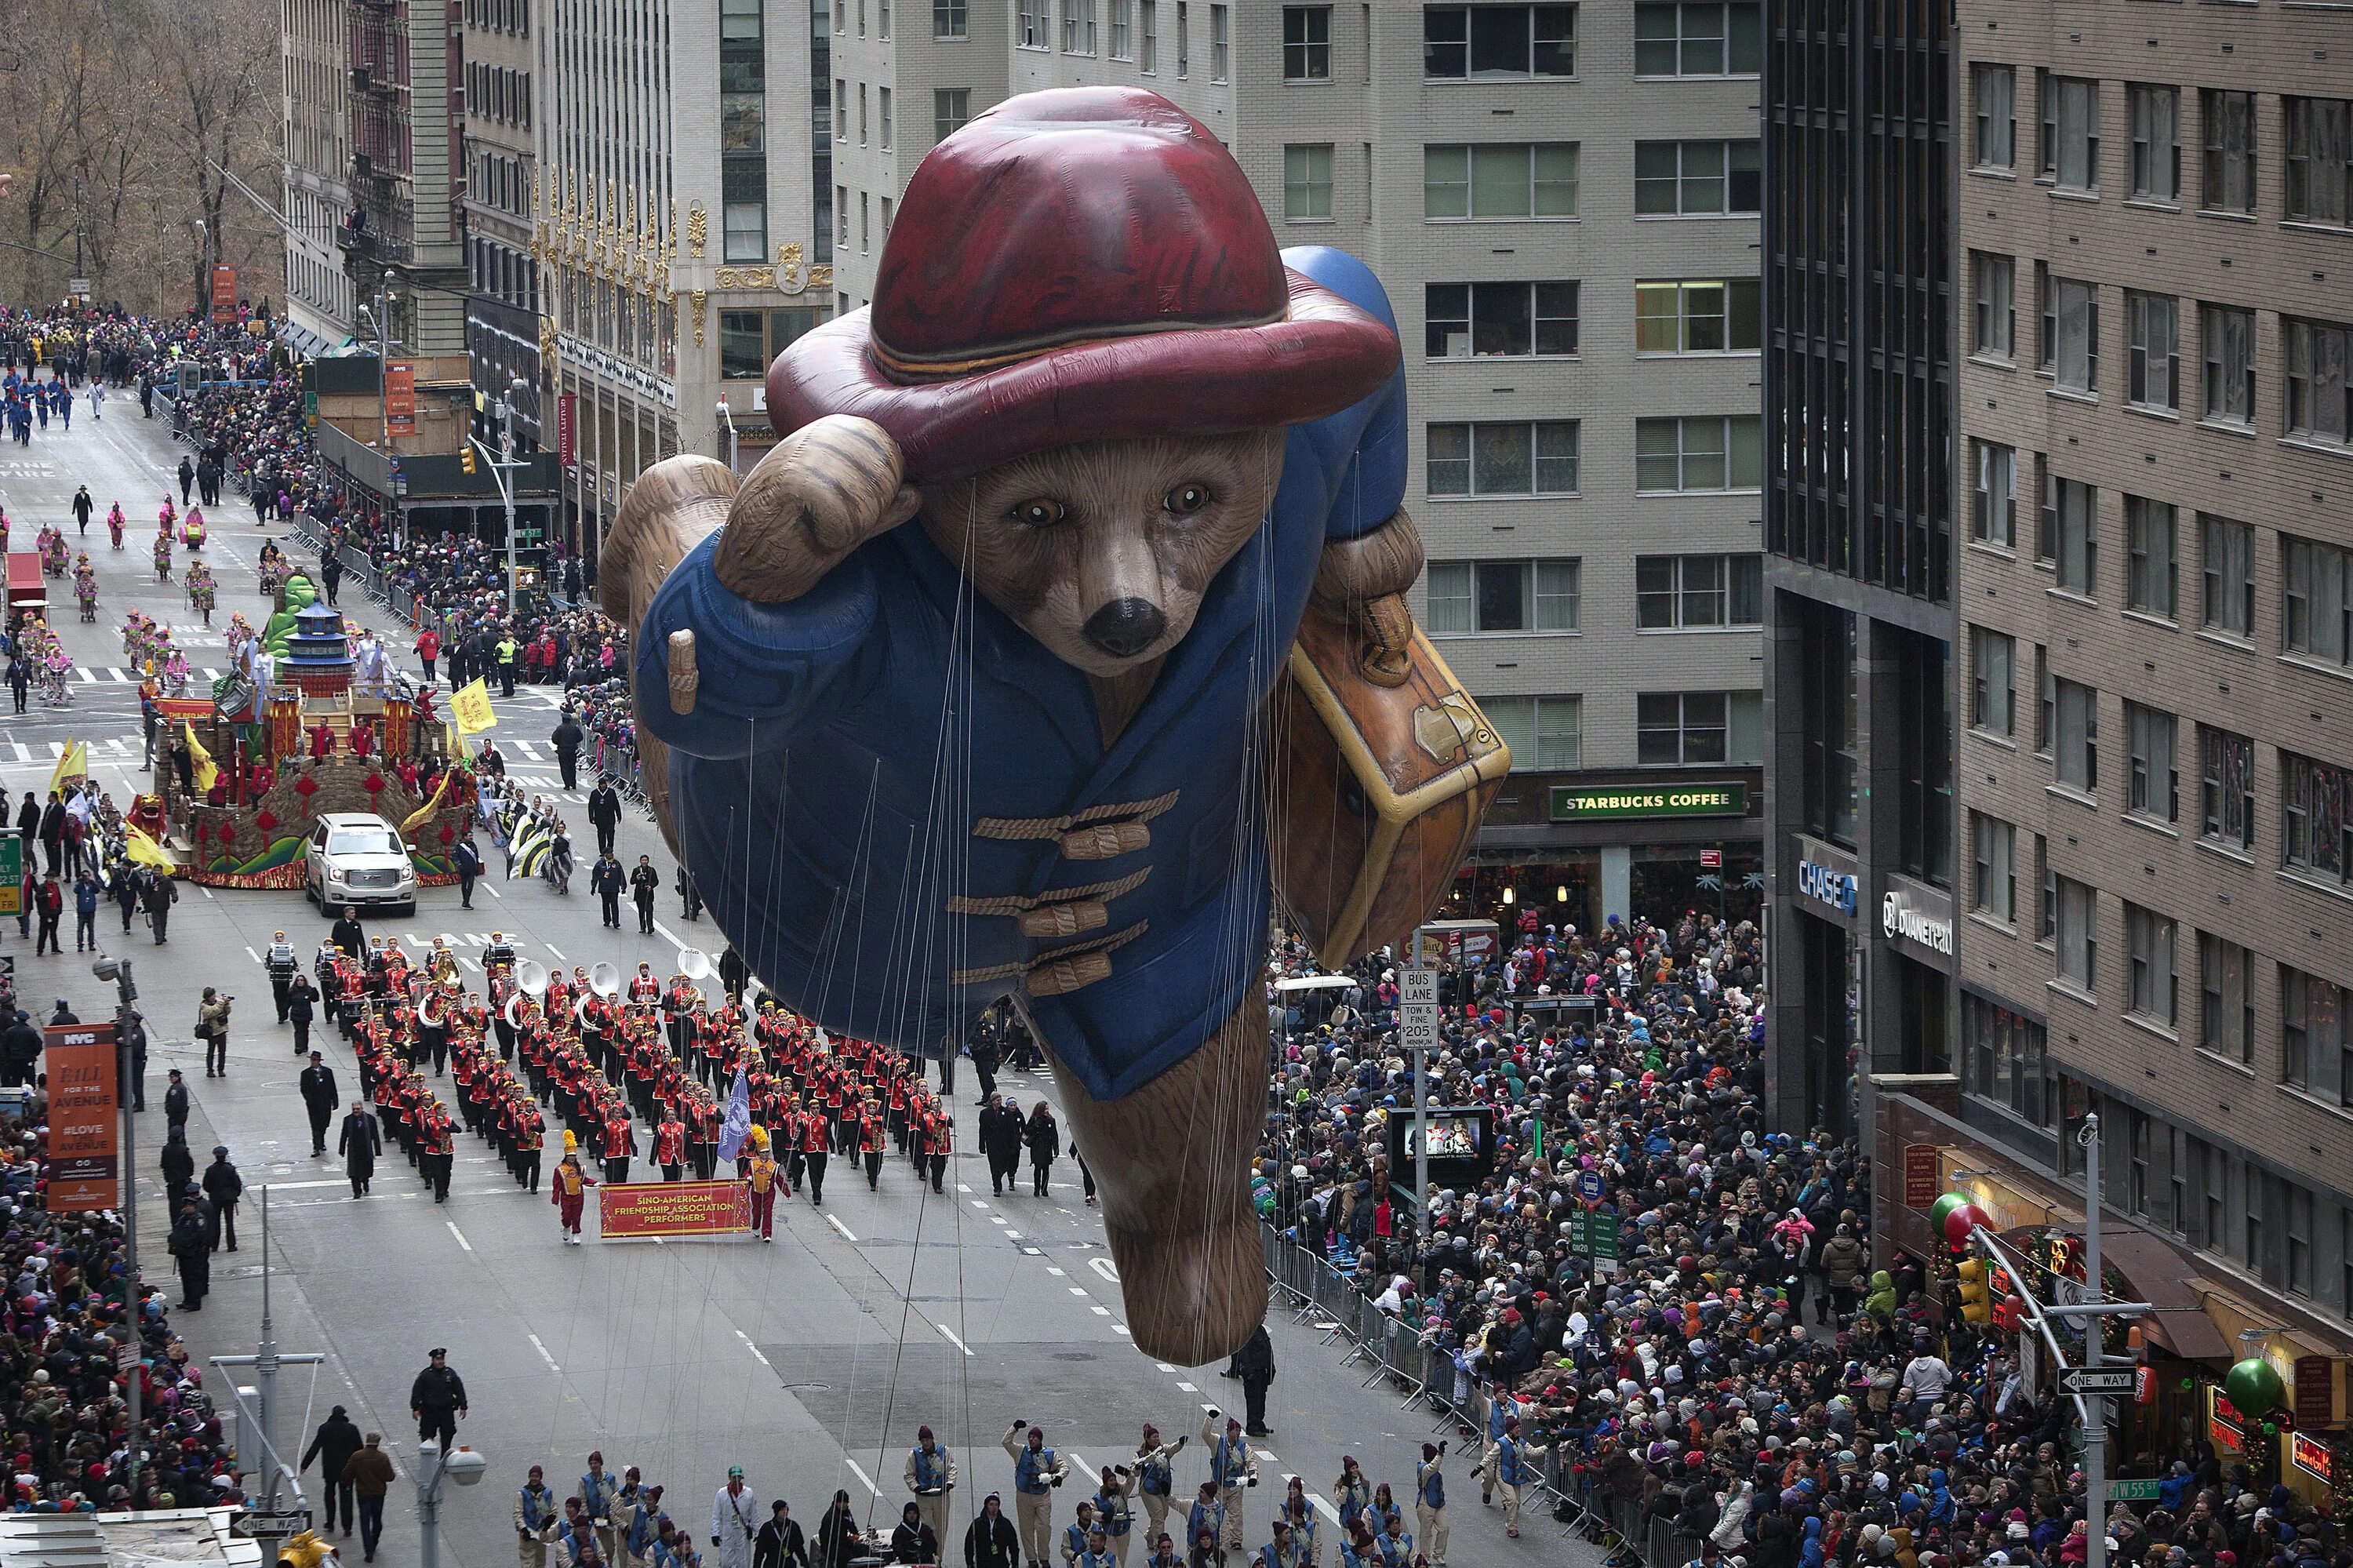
[1106,1210,1268,1367]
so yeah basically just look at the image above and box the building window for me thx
[1425,420,1579,496]
[1635,278,1760,353]
[1282,144,1334,220]
[860,191,871,251]
[1478,695,1582,771]
[1635,554,1763,628]
[2286,315,2353,447]
[2202,89,2257,213]
[1634,417,1761,492]
[1210,3,1227,78]
[2035,832,2053,939]
[1973,439,2017,548]
[719,311,767,379]
[934,89,971,141]
[858,83,868,144]
[1282,5,1330,78]
[1110,0,1132,55]
[1063,0,1096,53]
[879,0,892,36]
[2198,725,2255,851]
[2126,702,2178,823]
[934,0,968,36]
[2042,271,2099,395]
[2283,967,2350,1105]
[2052,675,2098,793]
[2283,750,2353,889]
[2128,84,2180,202]
[2126,903,2177,1026]
[2200,513,2255,638]
[1965,995,2053,1128]
[1973,64,2016,169]
[1972,252,2015,359]
[1633,2,1759,77]
[1426,560,1580,635]
[2126,291,2178,410]
[2285,533,2353,669]
[834,79,848,139]
[2038,71,2100,191]
[1423,4,1576,78]
[720,0,769,263]
[2202,933,2257,1065]
[1018,0,1046,47]
[1801,606,1860,846]
[2040,469,2097,598]
[2054,875,2097,991]
[1142,0,1158,69]
[1424,281,1579,358]
[878,86,893,148]
[1635,140,1762,215]
[2286,96,2353,227]
[1970,625,2015,737]
[2202,304,2256,426]
[1637,691,1762,766]
[1972,812,2017,923]
[1424,143,1579,219]
[2125,496,2177,619]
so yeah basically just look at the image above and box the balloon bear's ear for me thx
[601,455,737,853]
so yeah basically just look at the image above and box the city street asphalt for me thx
[0,400,1581,1568]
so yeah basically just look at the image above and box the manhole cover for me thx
[1052,1352,1098,1363]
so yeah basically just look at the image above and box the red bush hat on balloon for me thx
[765,85,1401,483]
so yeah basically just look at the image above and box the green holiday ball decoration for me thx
[1929,1191,1969,1231]
[2224,1357,2286,1416]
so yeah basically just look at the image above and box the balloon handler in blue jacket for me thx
[600,87,1505,1363]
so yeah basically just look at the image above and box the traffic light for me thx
[461,446,477,476]
[1956,1257,1993,1325]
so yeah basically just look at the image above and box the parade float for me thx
[144,567,480,887]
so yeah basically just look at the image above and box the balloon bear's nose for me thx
[1082,597,1167,658]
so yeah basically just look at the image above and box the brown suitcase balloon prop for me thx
[1274,591,1511,970]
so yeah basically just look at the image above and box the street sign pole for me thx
[1399,959,1438,1213]
[2082,1115,2108,1568]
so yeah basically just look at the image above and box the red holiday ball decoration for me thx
[1942,1202,1988,1249]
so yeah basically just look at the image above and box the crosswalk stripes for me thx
[107,668,128,682]
[76,667,95,683]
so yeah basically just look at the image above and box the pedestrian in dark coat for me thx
[964,1496,1019,1568]
[339,1102,381,1196]
[1024,1101,1060,1199]
[300,1053,338,1155]
[202,1145,244,1250]
[160,1126,196,1195]
[300,1405,366,1534]
[979,1097,1022,1195]
[162,1068,189,1137]
[167,1199,209,1309]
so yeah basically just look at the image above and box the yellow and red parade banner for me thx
[598,1180,751,1239]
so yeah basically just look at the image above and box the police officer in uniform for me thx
[409,1347,468,1450]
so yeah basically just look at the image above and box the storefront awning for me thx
[2093,1228,2235,1362]
[276,318,334,358]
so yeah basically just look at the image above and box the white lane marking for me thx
[971,1199,990,1210]
[446,1221,474,1252]
[1111,1326,1131,1337]
[245,946,260,962]
[1156,1363,1177,1373]
[1089,1305,1111,1316]
[1199,1403,1218,1413]
[107,668,128,683]
[733,1330,773,1367]
[990,1215,1007,1225]
[1067,1286,1089,1297]
[546,944,565,960]
[826,1213,856,1242]
[1003,1231,1022,1241]
[1088,1257,1121,1283]
[843,1460,882,1498]
[1068,1453,1100,1484]
[486,886,502,899]
[7,744,24,763]
[937,1322,976,1357]
[202,668,218,680]
[77,667,96,683]
[527,1333,560,1372]
[1176,1382,1198,1393]
[47,742,63,758]
[955,1183,971,1193]
[1045,1268,1066,1278]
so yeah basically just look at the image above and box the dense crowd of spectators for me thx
[0,1089,239,1514]
[1257,915,2338,1568]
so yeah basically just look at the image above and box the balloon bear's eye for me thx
[1009,499,1069,527]
[1164,483,1213,515]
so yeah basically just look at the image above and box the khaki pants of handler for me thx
[1500,1483,1526,1533]
[1478,1445,1500,1502]
[1214,1489,1246,1556]
[915,1491,951,1549]
[1141,1494,1171,1552]
[1016,1491,1053,1565]
[1416,1504,1448,1565]
[518,1535,547,1568]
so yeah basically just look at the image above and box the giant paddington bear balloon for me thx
[603,88,1508,1362]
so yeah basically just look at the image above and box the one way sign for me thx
[2057,1366,2137,1396]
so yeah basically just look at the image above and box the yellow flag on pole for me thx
[183,722,219,793]
[122,825,176,873]
[401,768,453,832]
[449,678,497,735]
[47,740,87,796]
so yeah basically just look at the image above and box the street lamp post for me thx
[91,954,140,1482]
[716,399,739,473]
[473,377,530,618]
[415,1441,489,1568]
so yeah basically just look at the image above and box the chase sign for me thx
[1796,859,1859,916]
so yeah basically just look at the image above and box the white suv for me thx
[305,812,419,914]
